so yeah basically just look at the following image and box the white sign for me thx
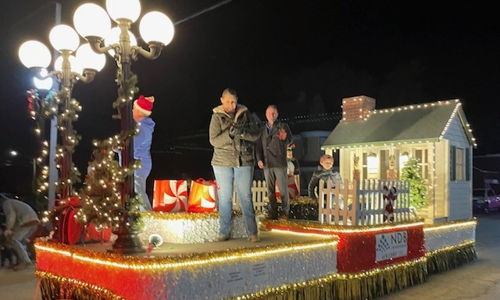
[375,231,408,262]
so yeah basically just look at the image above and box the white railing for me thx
[232,178,413,226]
[318,179,412,226]
[232,180,268,213]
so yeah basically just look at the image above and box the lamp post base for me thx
[109,227,145,254]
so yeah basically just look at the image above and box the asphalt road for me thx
[1,213,499,300]
[380,212,500,300]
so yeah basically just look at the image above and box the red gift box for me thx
[153,180,188,212]
[52,197,84,245]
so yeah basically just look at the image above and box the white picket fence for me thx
[232,180,268,214]
[318,179,412,226]
[231,179,413,226]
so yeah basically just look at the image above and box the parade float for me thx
[17,0,478,299]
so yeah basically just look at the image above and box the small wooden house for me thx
[321,96,476,223]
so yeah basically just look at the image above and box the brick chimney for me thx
[341,95,376,121]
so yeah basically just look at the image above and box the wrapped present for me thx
[276,174,300,200]
[187,178,218,213]
[83,223,112,243]
[51,196,84,245]
[153,180,188,212]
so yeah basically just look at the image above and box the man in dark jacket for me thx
[256,105,292,219]
[0,194,39,270]
[209,88,261,242]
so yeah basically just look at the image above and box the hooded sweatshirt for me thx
[134,117,155,178]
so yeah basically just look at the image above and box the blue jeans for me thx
[8,224,38,264]
[213,166,257,237]
[135,175,152,211]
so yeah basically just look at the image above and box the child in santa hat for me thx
[133,95,156,211]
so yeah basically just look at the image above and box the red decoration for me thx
[383,186,397,222]
[153,180,188,212]
[83,223,112,243]
[187,178,218,213]
[265,222,425,273]
[51,197,84,245]
[276,175,300,200]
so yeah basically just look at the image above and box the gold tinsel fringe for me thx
[233,258,428,300]
[37,271,123,300]
[36,244,477,300]
[426,242,477,274]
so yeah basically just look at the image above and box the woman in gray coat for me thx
[209,88,261,242]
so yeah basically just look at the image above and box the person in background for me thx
[0,194,39,271]
[256,105,292,220]
[133,95,156,211]
[209,88,261,242]
[308,154,342,200]
[286,143,300,177]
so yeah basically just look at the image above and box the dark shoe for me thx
[216,235,230,242]
[249,235,260,243]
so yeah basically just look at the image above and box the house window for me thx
[415,149,429,179]
[455,148,465,180]
[451,146,468,181]
[367,153,378,178]
[399,152,409,175]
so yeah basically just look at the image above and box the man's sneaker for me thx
[216,235,230,242]
[249,235,260,243]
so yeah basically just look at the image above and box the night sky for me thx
[1,0,500,194]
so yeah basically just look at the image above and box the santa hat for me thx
[134,95,154,116]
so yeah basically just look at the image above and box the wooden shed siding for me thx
[434,140,449,218]
[443,115,473,220]
[443,115,469,147]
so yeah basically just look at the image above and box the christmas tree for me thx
[76,137,143,232]
[401,158,428,209]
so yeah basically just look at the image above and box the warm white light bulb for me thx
[139,11,175,45]
[49,24,80,52]
[18,40,52,68]
[73,3,111,38]
[33,68,53,90]
[76,43,106,71]
[106,0,141,23]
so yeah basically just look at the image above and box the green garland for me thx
[77,70,143,232]
[28,88,82,199]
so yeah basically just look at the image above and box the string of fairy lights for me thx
[33,219,477,300]
[42,72,144,232]
[27,88,82,196]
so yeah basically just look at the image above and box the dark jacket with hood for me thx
[209,104,261,167]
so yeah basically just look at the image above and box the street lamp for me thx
[18,24,106,200]
[33,69,54,91]
[73,0,174,253]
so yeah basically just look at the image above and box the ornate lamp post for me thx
[73,0,174,253]
[18,25,105,200]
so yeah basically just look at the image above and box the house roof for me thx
[322,99,476,149]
